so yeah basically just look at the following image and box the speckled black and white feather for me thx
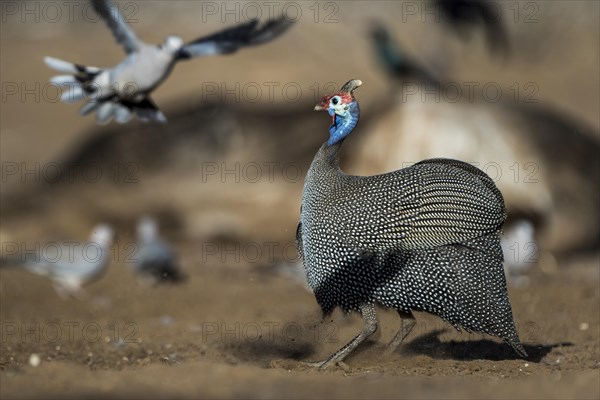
[298,141,526,357]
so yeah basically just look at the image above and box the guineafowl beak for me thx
[314,104,325,111]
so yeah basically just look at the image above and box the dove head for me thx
[137,216,158,243]
[163,35,184,54]
[90,224,114,247]
[314,79,362,146]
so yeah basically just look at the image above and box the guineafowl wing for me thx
[334,159,506,253]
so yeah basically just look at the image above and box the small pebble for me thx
[579,322,589,331]
[29,354,41,367]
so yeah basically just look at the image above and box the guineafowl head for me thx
[315,79,362,146]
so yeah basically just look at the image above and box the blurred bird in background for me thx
[44,0,294,124]
[501,219,536,288]
[1,225,114,299]
[364,21,600,269]
[370,21,440,88]
[433,0,510,58]
[132,216,185,284]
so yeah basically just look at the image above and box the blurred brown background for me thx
[1,1,598,398]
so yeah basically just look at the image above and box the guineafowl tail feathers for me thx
[508,338,528,358]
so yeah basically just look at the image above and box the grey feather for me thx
[44,5,294,124]
[178,16,293,59]
[3,225,113,298]
[133,217,184,283]
[91,0,140,54]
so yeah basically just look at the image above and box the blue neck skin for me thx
[327,101,359,146]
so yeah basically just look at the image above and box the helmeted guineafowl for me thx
[297,79,526,369]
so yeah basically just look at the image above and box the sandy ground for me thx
[0,248,599,399]
[1,1,599,399]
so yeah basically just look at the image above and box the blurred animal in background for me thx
[2,95,330,251]
[132,216,185,284]
[44,0,294,124]
[0,225,114,299]
[433,0,510,58]
[298,80,526,369]
[501,219,536,288]
[370,21,440,87]
[364,22,600,264]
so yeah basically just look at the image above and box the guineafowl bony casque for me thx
[296,79,527,369]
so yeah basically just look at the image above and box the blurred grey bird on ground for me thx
[1,225,114,299]
[132,216,185,284]
[501,219,536,288]
[44,0,294,124]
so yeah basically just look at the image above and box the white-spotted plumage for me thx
[297,79,526,368]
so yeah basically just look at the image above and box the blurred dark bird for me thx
[133,216,185,283]
[44,0,294,124]
[297,79,526,369]
[434,0,510,57]
[365,21,600,259]
[1,225,114,299]
[370,21,440,87]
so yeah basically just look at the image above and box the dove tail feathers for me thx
[44,56,166,124]
[44,56,101,76]
[45,56,104,103]
[82,96,166,125]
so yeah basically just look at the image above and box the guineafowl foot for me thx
[383,310,416,357]
[306,304,378,370]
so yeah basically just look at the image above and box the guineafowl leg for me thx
[383,310,416,357]
[309,303,378,369]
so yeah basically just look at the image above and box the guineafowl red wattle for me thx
[296,79,526,369]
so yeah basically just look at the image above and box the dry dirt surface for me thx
[1,1,599,399]
[1,250,599,399]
